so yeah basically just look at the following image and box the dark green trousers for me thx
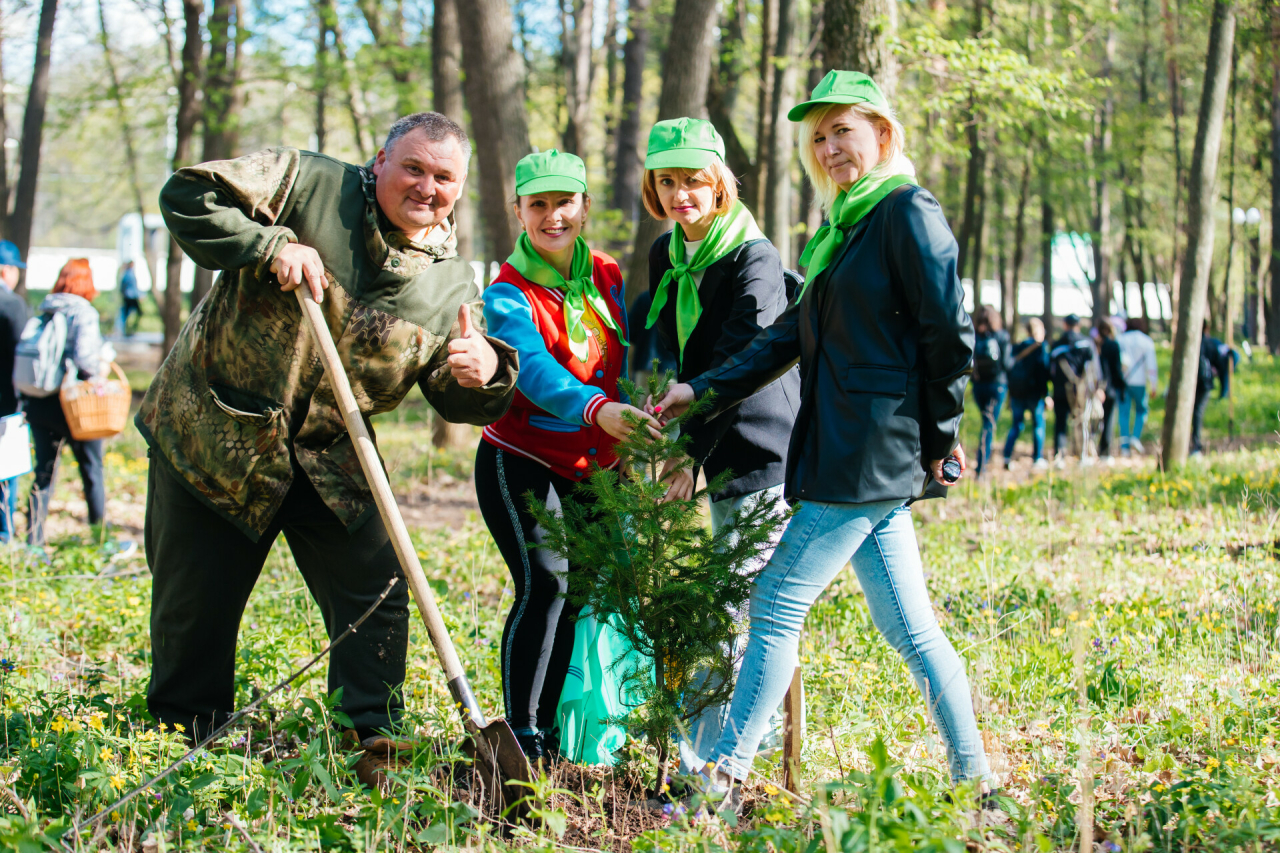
[144,456,410,741]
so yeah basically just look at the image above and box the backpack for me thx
[13,312,69,398]
[973,333,1003,382]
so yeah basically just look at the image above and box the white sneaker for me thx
[1053,457,1066,470]
[1032,458,1049,471]
[1130,439,1145,455]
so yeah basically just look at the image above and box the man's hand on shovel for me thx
[447,303,499,387]
[271,244,329,303]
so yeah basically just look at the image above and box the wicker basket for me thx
[60,362,131,441]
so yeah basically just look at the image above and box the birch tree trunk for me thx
[1009,149,1032,331]
[1271,3,1280,353]
[9,0,57,296]
[1161,0,1235,468]
[460,0,532,265]
[623,0,718,303]
[163,0,204,358]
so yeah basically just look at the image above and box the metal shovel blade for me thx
[462,717,533,818]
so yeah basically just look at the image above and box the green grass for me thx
[0,356,1277,850]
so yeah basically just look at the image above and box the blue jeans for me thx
[0,477,16,543]
[972,382,1006,474]
[679,484,786,774]
[707,499,993,784]
[1003,396,1046,462]
[1118,383,1149,448]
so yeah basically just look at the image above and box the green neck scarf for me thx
[506,233,625,363]
[645,201,765,363]
[796,161,917,301]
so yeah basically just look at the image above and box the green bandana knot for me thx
[795,162,917,301]
[645,201,765,364]
[506,233,625,364]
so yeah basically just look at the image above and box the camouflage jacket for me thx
[139,148,517,540]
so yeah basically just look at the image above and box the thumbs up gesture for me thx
[447,303,500,387]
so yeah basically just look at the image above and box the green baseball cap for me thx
[645,118,726,170]
[515,149,588,195]
[788,70,889,122]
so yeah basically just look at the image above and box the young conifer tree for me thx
[530,370,790,791]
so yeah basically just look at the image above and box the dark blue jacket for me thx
[688,185,973,504]
[649,235,799,500]
[1007,338,1050,400]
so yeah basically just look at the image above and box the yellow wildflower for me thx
[173,723,185,733]
[100,747,114,762]
[1050,627,1064,638]
[763,783,779,796]
[50,717,66,734]
[1205,758,1220,771]
[110,775,126,791]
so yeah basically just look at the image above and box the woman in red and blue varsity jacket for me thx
[474,150,659,761]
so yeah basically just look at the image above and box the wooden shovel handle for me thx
[293,288,487,730]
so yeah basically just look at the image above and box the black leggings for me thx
[474,440,592,736]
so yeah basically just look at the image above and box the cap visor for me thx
[516,176,588,195]
[787,94,870,122]
[644,149,719,170]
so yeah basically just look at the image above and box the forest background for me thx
[0,0,1272,373]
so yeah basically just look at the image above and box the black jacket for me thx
[0,288,27,417]
[1049,330,1096,394]
[1007,338,1050,400]
[1099,337,1125,398]
[649,235,800,499]
[972,329,1011,385]
[688,185,974,505]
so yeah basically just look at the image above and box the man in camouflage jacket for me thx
[140,113,517,749]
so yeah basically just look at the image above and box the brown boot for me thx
[344,732,416,791]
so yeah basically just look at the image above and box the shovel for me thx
[293,288,532,816]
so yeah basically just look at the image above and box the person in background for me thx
[476,150,659,761]
[1192,321,1239,456]
[1118,316,1156,455]
[24,259,106,545]
[0,241,29,542]
[1002,316,1050,470]
[970,305,1010,476]
[1096,318,1125,461]
[117,260,143,337]
[1049,313,1096,467]
[641,117,799,773]
[627,290,678,384]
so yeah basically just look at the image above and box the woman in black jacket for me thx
[641,117,800,773]
[651,71,994,801]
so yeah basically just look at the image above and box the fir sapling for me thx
[529,369,791,791]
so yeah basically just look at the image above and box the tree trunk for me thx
[604,0,621,184]
[358,0,415,116]
[433,0,473,264]
[623,0,719,303]
[1271,3,1280,353]
[193,0,244,308]
[459,0,532,265]
[98,0,147,223]
[9,0,58,295]
[332,12,370,160]
[1160,0,1235,469]
[163,0,204,359]
[752,0,778,218]
[956,110,983,282]
[1092,8,1116,320]
[613,0,650,223]
[706,0,756,209]
[797,51,824,263]
[1041,159,1053,332]
[0,23,9,237]
[314,1,332,153]
[1009,148,1032,330]
[822,0,897,103]
[764,0,797,267]
[563,0,595,156]
[1161,0,1185,311]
